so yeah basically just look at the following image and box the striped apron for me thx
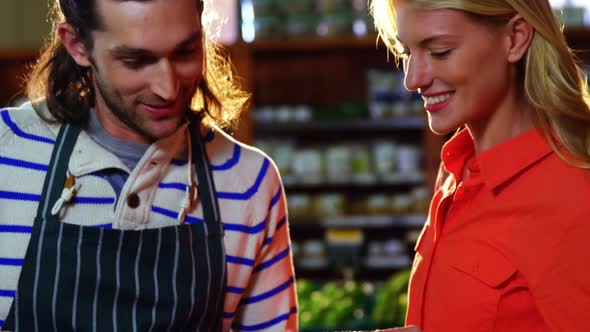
[2,118,226,332]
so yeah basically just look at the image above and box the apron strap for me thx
[3,123,80,330]
[189,114,223,236]
[188,113,227,328]
[36,123,81,221]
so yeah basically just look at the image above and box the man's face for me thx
[88,0,204,143]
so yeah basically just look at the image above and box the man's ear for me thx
[504,14,534,64]
[57,22,92,67]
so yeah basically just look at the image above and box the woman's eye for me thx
[430,49,452,58]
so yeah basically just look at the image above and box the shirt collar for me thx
[71,122,190,177]
[441,127,554,190]
[44,115,191,177]
[441,129,475,183]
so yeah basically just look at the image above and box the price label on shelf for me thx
[325,228,364,271]
[325,228,363,245]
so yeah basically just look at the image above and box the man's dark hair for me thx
[28,0,249,129]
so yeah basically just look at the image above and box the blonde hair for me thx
[370,0,590,167]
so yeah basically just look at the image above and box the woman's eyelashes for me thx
[398,47,454,59]
[430,49,453,58]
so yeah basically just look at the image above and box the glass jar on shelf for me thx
[287,14,321,38]
[410,186,429,214]
[292,104,313,123]
[396,144,422,175]
[269,139,296,177]
[372,140,398,179]
[366,194,392,216]
[317,10,357,38]
[325,144,353,183]
[250,0,280,16]
[391,193,412,215]
[293,147,324,184]
[350,144,375,184]
[317,0,353,14]
[312,193,347,217]
[556,5,587,27]
[288,194,313,220]
[241,0,285,41]
[253,15,285,40]
[279,0,316,16]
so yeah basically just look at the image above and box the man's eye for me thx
[171,48,200,62]
[179,48,198,55]
[174,47,201,58]
[121,59,143,69]
[120,57,153,69]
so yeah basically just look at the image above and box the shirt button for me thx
[127,193,140,208]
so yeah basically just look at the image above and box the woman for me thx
[368,0,590,331]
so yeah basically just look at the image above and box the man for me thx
[0,0,297,331]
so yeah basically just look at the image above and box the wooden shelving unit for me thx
[225,27,590,280]
[1,28,589,281]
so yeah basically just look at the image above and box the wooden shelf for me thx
[2,27,589,60]
[0,49,39,61]
[255,117,425,135]
[294,265,407,281]
[0,49,39,106]
[239,26,590,53]
[292,214,426,229]
[296,256,412,271]
[564,26,590,43]
[563,27,590,61]
[242,36,381,53]
[282,172,425,193]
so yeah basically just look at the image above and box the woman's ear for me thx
[57,22,92,67]
[504,14,534,63]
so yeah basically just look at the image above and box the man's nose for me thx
[151,59,180,101]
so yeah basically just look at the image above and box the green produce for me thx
[323,297,355,329]
[297,279,320,329]
[306,290,331,327]
[372,269,412,327]
[396,291,409,326]
[298,278,401,331]
[297,279,316,299]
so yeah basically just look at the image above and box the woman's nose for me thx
[403,55,432,92]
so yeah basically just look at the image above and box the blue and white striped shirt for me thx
[0,102,298,331]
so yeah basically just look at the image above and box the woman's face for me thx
[395,2,514,135]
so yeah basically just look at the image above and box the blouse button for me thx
[127,193,140,208]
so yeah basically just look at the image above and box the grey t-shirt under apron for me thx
[86,110,150,201]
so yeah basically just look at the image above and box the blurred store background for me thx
[1,0,589,330]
